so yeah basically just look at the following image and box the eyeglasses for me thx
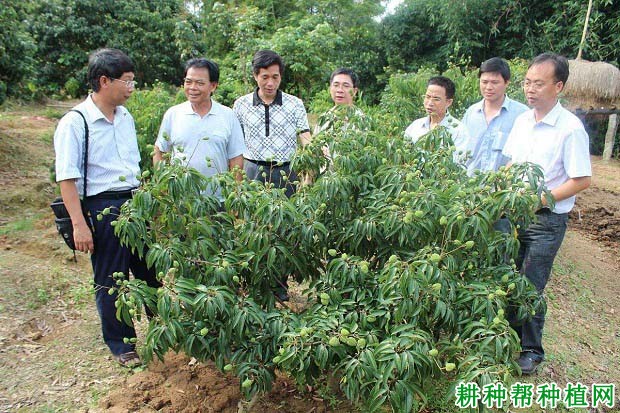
[521,80,558,91]
[183,78,210,87]
[331,82,354,89]
[111,78,137,89]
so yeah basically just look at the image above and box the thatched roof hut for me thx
[562,59,620,161]
[563,59,620,110]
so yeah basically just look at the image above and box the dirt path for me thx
[1,110,619,412]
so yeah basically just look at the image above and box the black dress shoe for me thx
[518,353,543,375]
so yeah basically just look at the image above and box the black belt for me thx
[535,208,551,215]
[245,158,290,167]
[87,189,136,200]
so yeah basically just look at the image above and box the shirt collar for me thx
[253,88,283,106]
[420,113,453,129]
[84,94,112,122]
[502,95,514,109]
[539,101,563,126]
[527,101,562,126]
[475,95,512,113]
[439,112,456,127]
[181,99,222,116]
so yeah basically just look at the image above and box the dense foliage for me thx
[27,0,188,97]
[112,109,548,411]
[2,0,618,106]
[0,3,36,104]
[382,0,620,73]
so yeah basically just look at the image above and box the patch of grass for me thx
[0,216,36,235]
[89,386,108,405]
[423,378,459,412]
[553,262,597,314]
[30,403,73,413]
[26,288,51,310]
[40,130,54,145]
[43,108,64,119]
[13,265,93,311]
[69,279,95,310]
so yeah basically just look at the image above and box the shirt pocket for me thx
[492,130,508,152]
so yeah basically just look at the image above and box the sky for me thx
[378,0,404,20]
[384,0,403,15]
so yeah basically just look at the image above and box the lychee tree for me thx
[113,111,545,412]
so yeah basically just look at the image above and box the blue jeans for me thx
[244,160,298,198]
[509,210,568,359]
[84,195,159,356]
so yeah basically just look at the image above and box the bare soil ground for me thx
[0,106,618,412]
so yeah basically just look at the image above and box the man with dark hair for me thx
[54,48,159,366]
[462,57,528,176]
[404,76,469,154]
[329,68,359,106]
[233,50,311,301]
[233,50,311,199]
[503,52,591,375]
[315,68,366,134]
[153,58,245,200]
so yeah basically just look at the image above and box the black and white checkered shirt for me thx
[233,89,310,162]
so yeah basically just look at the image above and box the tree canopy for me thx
[1,0,618,106]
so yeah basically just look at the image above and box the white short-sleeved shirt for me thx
[503,102,592,214]
[404,113,470,154]
[54,95,141,197]
[155,100,245,200]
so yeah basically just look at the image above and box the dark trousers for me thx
[84,196,159,356]
[509,210,568,359]
[244,159,298,198]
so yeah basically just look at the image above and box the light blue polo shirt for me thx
[156,100,245,200]
[462,95,528,175]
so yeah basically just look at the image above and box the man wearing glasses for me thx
[502,53,591,375]
[314,68,368,134]
[153,58,245,200]
[54,48,159,367]
[404,76,470,157]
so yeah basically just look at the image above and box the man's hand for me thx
[73,220,94,253]
[59,179,94,254]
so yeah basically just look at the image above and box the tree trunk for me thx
[602,113,618,161]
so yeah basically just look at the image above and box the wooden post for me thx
[577,0,593,60]
[603,113,618,161]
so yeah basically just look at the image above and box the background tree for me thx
[379,0,620,72]
[28,0,190,96]
[0,1,37,103]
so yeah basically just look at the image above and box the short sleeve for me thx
[227,114,246,159]
[54,111,86,182]
[563,127,592,178]
[155,109,173,152]
[294,99,310,132]
[232,98,246,136]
